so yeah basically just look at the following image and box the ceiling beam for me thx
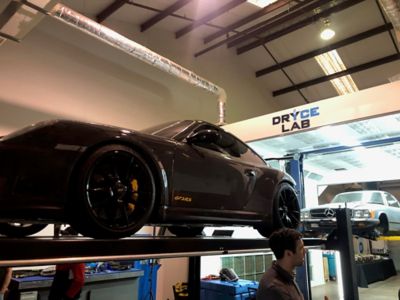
[228,0,331,49]
[175,0,246,39]
[235,0,365,54]
[128,1,225,30]
[272,53,400,96]
[194,0,313,57]
[0,31,20,42]
[140,0,193,32]
[203,0,290,44]
[262,45,309,103]
[96,0,126,23]
[256,23,394,77]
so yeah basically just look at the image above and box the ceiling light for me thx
[247,0,278,8]
[315,50,359,95]
[320,28,335,40]
[320,19,335,40]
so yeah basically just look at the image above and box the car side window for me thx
[217,132,265,165]
[190,125,264,164]
[368,192,384,205]
[215,132,244,157]
[385,193,400,208]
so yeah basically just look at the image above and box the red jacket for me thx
[55,263,85,298]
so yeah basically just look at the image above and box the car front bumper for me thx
[302,217,379,233]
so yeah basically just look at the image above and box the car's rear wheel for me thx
[71,144,156,238]
[257,182,300,237]
[168,226,204,237]
[376,215,389,236]
[0,223,47,237]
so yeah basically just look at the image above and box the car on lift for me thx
[301,190,400,236]
[0,119,300,238]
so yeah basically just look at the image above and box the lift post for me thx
[325,208,359,300]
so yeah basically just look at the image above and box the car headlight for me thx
[301,211,310,220]
[352,209,371,218]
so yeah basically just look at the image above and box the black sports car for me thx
[0,120,300,238]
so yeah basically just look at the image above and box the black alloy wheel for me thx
[256,182,300,238]
[0,223,48,237]
[71,144,156,238]
[275,182,301,230]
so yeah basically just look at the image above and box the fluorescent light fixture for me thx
[315,50,359,95]
[335,251,344,300]
[247,0,278,8]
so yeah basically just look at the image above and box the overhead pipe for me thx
[22,1,227,124]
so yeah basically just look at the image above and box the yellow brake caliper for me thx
[129,179,139,213]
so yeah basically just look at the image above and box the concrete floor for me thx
[311,274,400,299]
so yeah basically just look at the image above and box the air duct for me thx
[378,0,400,45]
[22,1,227,125]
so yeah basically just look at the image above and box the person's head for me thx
[269,228,305,268]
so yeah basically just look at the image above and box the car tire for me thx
[257,182,300,237]
[70,144,156,239]
[274,182,300,230]
[0,223,47,237]
[376,215,389,236]
[168,226,204,237]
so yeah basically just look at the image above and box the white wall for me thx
[0,16,279,135]
[0,14,281,300]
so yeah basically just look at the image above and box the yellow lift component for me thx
[377,236,400,241]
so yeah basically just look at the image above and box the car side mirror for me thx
[187,129,220,144]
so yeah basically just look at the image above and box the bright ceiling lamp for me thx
[315,50,359,95]
[247,0,278,8]
[320,19,335,40]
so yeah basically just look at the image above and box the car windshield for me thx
[141,120,195,139]
[331,192,375,204]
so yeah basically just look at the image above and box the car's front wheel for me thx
[0,223,47,237]
[70,144,156,238]
[257,182,300,237]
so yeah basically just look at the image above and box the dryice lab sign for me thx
[272,107,320,133]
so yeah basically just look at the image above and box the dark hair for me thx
[269,228,302,259]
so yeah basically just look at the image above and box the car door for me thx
[383,192,400,231]
[171,125,248,213]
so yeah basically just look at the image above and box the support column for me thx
[287,154,309,299]
[188,256,201,300]
[326,208,359,300]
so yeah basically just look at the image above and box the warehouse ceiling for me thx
[0,0,399,109]
[57,0,400,108]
